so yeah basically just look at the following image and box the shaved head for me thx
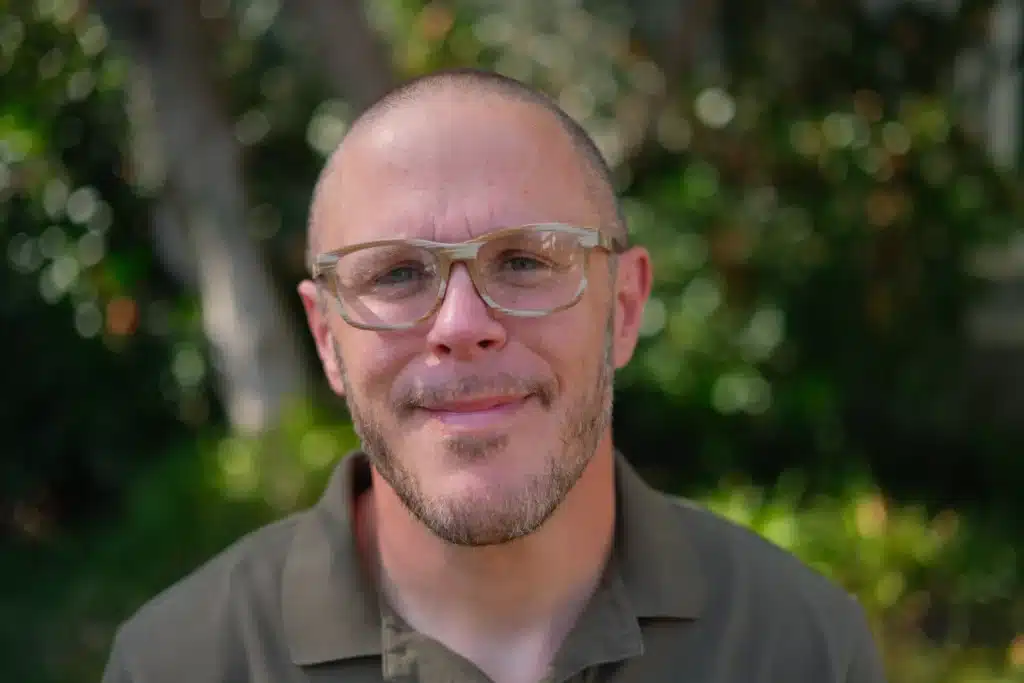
[306,68,626,265]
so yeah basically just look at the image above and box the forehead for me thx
[314,93,601,249]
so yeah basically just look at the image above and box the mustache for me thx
[394,372,556,414]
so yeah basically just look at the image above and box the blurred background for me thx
[2,0,1023,680]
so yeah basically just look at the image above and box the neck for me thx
[357,436,617,657]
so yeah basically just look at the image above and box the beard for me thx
[332,316,615,547]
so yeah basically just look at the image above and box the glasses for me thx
[311,223,626,331]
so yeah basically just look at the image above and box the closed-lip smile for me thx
[419,394,531,428]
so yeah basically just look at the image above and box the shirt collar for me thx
[282,450,705,667]
[282,452,381,665]
[612,450,706,620]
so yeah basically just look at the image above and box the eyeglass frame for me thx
[309,223,628,331]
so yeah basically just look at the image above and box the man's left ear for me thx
[611,247,653,369]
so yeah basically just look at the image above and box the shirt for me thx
[101,451,887,682]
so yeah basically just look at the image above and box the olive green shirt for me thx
[101,452,887,682]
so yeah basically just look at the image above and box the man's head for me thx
[298,68,652,547]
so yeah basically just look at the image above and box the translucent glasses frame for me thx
[310,223,627,331]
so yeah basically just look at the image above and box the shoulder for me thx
[659,493,881,678]
[105,512,305,681]
[123,513,302,631]
[670,494,851,606]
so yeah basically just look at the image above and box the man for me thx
[102,68,887,683]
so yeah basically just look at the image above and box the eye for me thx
[501,254,549,272]
[374,263,428,286]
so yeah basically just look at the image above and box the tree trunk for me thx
[98,0,312,434]
[284,0,395,111]
[961,0,1024,425]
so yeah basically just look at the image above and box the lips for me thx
[419,394,531,429]
[421,395,526,412]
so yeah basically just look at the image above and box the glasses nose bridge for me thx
[442,242,484,266]
[434,241,492,311]
[438,242,487,285]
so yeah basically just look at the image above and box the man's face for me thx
[300,92,651,546]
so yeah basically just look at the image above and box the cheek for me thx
[527,311,606,392]
[336,332,412,403]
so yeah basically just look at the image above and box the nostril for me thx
[478,339,495,349]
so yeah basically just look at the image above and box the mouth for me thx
[418,394,532,429]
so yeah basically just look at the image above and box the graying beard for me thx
[332,312,616,546]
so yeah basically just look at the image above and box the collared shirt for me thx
[101,452,887,682]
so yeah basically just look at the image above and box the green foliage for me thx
[618,89,1020,488]
[0,3,206,533]
[612,4,1024,512]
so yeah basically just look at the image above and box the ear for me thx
[298,280,347,396]
[611,247,653,369]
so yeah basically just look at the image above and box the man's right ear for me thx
[297,280,346,397]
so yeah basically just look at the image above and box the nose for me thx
[425,264,507,360]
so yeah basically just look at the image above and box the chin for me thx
[438,454,524,487]
[403,430,549,494]
[428,449,540,495]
